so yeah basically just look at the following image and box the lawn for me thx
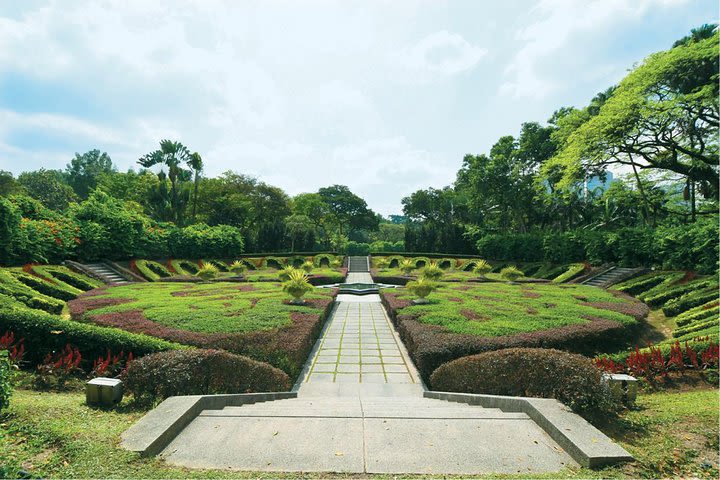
[69,282,336,377]
[71,282,332,334]
[386,282,642,337]
[1,385,715,479]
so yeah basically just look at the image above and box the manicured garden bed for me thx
[381,282,647,380]
[69,282,336,378]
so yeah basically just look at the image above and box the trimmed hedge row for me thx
[0,299,182,366]
[381,291,644,382]
[10,270,78,301]
[430,348,616,419]
[134,259,172,281]
[663,287,719,317]
[31,265,102,291]
[0,270,65,314]
[169,259,199,276]
[675,301,719,327]
[552,263,586,283]
[123,349,290,404]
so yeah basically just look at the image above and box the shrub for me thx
[229,260,247,275]
[345,241,370,256]
[412,256,431,269]
[0,269,65,314]
[472,260,492,278]
[420,261,443,280]
[313,254,335,268]
[196,263,219,281]
[167,223,244,259]
[613,272,670,296]
[399,259,415,276]
[430,348,617,419]
[123,349,290,404]
[663,288,719,317]
[0,350,12,413]
[32,265,101,291]
[278,266,296,281]
[675,301,719,327]
[169,259,199,276]
[643,279,715,307]
[405,277,438,303]
[500,266,523,283]
[301,261,314,273]
[265,256,286,269]
[552,263,586,283]
[135,259,172,281]
[0,301,181,366]
[282,269,313,304]
[11,270,78,301]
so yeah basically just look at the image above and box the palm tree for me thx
[187,152,203,222]
[138,140,192,225]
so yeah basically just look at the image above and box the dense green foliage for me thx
[431,348,617,419]
[0,350,12,413]
[400,28,718,270]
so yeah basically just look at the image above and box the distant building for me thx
[583,171,614,198]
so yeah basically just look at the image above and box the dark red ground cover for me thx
[381,291,642,382]
[69,292,335,379]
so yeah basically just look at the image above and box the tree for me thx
[188,152,203,222]
[284,214,314,251]
[138,140,193,225]
[65,149,115,199]
[17,169,78,211]
[318,185,378,238]
[0,171,22,197]
[545,31,719,220]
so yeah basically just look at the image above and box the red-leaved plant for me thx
[36,344,82,390]
[0,331,25,365]
[92,350,134,378]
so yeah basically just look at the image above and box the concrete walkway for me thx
[158,257,578,474]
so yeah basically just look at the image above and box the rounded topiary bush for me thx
[123,349,290,404]
[430,348,617,419]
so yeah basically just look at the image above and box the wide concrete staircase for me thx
[581,266,644,288]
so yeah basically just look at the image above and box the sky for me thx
[0,0,716,216]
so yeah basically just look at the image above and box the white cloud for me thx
[499,0,692,98]
[394,30,487,78]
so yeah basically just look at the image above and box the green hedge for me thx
[10,271,78,301]
[134,259,172,281]
[675,301,719,327]
[169,259,199,276]
[663,288,719,317]
[642,279,715,307]
[0,300,182,365]
[0,270,65,314]
[31,265,101,291]
[552,263,586,283]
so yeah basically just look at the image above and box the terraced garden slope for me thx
[69,282,336,377]
[382,282,647,380]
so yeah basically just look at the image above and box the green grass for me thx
[1,384,715,479]
[387,282,638,336]
[596,388,719,479]
[79,282,334,334]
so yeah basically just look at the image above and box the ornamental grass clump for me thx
[500,266,523,284]
[229,260,246,276]
[301,261,314,273]
[400,259,415,276]
[376,258,390,269]
[406,276,438,304]
[421,261,443,280]
[196,263,219,281]
[473,260,492,280]
[278,266,296,281]
[282,269,313,305]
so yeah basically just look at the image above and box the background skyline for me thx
[0,0,716,216]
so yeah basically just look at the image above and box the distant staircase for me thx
[66,260,140,285]
[348,256,369,272]
[581,266,645,288]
